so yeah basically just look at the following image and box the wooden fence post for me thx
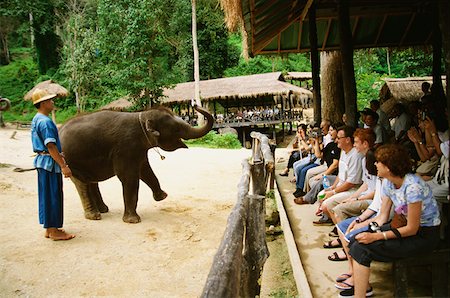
[239,194,270,297]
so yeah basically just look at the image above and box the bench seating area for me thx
[393,248,450,297]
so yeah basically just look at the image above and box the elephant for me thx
[59,105,213,223]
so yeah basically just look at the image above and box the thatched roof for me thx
[101,97,133,111]
[162,72,313,103]
[24,80,69,101]
[283,72,312,81]
[379,76,447,113]
[379,76,447,103]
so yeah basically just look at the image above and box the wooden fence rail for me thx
[201,132,275,298]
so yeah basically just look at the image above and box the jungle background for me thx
[0,0,435,123]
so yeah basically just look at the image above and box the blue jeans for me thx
[292,154,314,173]
[296,163,319,189]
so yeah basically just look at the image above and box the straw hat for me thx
[31,88,57,105]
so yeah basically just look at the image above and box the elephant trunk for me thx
[0,98,11,112]
[181,105,214,140]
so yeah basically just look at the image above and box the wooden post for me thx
[239,194,269,298]
[438,0,450,131]
[431,0,446,104]
[308,3,322,124]
[338,0,357,127]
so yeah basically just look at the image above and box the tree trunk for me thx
[192,0,205,126]
[320,51,345,124]
[438,0,450,131]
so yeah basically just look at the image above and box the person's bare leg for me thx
[47,228,75,241]
[352,259,371,298]
[336,230,354,285]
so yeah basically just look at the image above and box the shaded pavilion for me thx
[222,0,449,127]
[162,72,312,142]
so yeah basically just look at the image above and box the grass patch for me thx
[184,131,242,149]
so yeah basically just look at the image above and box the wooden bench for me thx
[393,248,450,297]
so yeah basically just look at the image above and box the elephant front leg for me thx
[140,162,167,201]
[70,176,101,220]
[119,177,141,223]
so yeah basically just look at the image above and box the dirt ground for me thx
[0,125,295,297]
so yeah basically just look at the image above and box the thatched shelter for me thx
[379,76,447,113]
[101,97,133,111]
[379,76,447,103]
[24,80,69,101]
[283,72,312,81]
[162,72,312,106]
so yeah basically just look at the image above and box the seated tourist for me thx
[329,129,377,225]
[340,144,441,298]
[293,123,340,200]
[330,176,383,291]
[279,124,309,176]
[361,109,386,148]
[313,126,364,225]
[302,122,342,194]
[390,102,412,143]
[370,100,390,133]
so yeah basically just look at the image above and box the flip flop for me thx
[323,238,342,249]
[335,281,354,290]
[328,250,348,261]
[336,273,352,283]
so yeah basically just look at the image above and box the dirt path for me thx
[0,126,281,297]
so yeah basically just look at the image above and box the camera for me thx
[308,127,322,139]
[368,222,381,233]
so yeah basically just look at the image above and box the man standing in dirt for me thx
[31,88,75,241]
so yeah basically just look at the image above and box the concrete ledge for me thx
[274,182,313,298]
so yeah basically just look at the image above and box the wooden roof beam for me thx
[400,13,416,46]
[374,14,388,46]
[322,18,333,50]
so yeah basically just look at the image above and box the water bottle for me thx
[322,175,331,190]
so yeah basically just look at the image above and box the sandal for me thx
[279,171,289,177]
[323,238,342,249]
[335,281,354,290]
[328,250,348,261]
[336,273,352,283]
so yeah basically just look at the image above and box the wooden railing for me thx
[201,132,275,298]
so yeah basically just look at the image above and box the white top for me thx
[377,108,391,131]
[368,177,383,212]
[337,147,364,187]
[372,124,386,144]
[360,157,378,197]
[392,112,411,139]
[322,133,332,147]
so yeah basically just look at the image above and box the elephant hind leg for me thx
[70,176,101,220]
[88,183,109,213]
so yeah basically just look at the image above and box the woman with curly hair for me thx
[338,144,441,298]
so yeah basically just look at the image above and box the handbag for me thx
[390,212,407,229]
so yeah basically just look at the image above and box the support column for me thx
[338,0,357,127]
[308,3,322,124]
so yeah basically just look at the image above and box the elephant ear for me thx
[145,120,160,145]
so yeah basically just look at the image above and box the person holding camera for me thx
[292,121,334,198]
[279,124,310,177]
[339,144,440,298]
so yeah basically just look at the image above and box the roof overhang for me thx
[240,0,435,56]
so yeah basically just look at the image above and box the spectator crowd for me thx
[279,91,448,297]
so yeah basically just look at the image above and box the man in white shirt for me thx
[314,126,364,225]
